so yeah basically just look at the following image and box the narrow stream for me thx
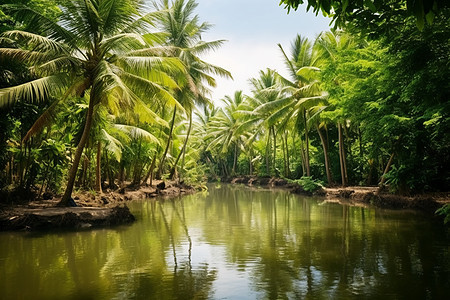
[1,184,449,299]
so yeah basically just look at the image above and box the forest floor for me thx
[0,180,197,231]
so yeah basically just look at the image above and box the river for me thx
[1,184,449,299]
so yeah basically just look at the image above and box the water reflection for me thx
[0,184,448,299]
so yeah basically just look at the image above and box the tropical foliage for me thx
[0,0,448,209]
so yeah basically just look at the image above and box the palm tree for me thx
[236,69,287,175]
[151,0,231,179]
[277,34,327,178]
[206,91,247,176]
[314,30,359,186]
[0,0,182,205]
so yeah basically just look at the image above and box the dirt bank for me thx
[0,180,198,231]
[226,176,449,214]
[323,186,449,214]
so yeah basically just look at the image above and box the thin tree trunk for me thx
[158,106,177,179]
[249,150,253,176]
[171,111,192,179]
[282,131,287,177]
[60,90,95,206]
[38,163,50,198]
[338,122,348,187]
[133,138,142,184]
[105,152,114,188]
[379,152,395,185]
[358,126,364,179]
[95,141,102,193]
[265,131,271,175]
[285,131,290,178]
[303,110,310,177]
[299,138,306,176]
[317,125,332,185]
[148,154,157,187]
[272,126,277,176]
[232,143,238,175]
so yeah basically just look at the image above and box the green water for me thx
[1,184,449,299]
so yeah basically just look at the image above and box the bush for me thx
[293,176,324,193]
[436,204,450,224]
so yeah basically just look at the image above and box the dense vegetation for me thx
[0,0,448,207]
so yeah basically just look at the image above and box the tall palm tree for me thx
[0,0,182,205]
[314,30,359,186]
[277,34,327,178]
[152,0,231,179]
[236,69,287,175]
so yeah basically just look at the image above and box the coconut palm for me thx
[235,69,287,175]
[314,30,359,186]
[0,0,183,205]
[277,34,327,178]
[151,0,231,179]
[206,91,247,176]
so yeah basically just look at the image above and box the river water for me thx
[1,184,449,299]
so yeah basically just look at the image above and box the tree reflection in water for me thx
[0,185,448,299]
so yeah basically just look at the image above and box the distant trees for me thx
[202,8,449,193]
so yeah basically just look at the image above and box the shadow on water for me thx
[0,184,448,299]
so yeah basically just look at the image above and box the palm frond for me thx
[0,74,69,107]
[118,56,185,75]
[120,71,182,110]
[101,128,123,161]
[114,124,160,145]
[134,99,169,128]
[1,30,70,54]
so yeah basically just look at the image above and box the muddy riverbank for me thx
[0,180,198,231]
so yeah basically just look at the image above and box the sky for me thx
[193,0,331,105]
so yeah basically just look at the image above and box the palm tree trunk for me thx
[272,126,277,176]
[379,152,395,185]
[299,138,306,176]
[303,110,310,177]
[60,91,95,206]
[285,131,290,178]
[317,125,332,185]
[95,141,102,193]
[148,154,157,187]
[232,143,238,175]
[249,149,253,176]
[171,111,192,179]
[338,122,348,187]
[281,132,286,177]
[158,106,177,179]
[265,131,271,175]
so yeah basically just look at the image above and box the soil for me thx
[226,176,450,215]
[0,180,198,231]
[2,177,448,231]
[322,186,449,213]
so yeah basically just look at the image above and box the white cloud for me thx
[203,39,289,104]
[194,0,331,106]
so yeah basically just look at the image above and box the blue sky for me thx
[193,0,331,104]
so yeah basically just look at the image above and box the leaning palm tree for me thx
[0,0,182,205]
[152,0,231,179]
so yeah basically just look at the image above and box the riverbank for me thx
[226,176,449,215]
[0,180,198,231]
